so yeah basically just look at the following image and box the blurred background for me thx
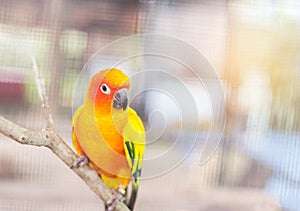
[0,0,300,210]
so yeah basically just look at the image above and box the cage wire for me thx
[0,0,299,210]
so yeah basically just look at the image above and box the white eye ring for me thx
[100,83,111,95]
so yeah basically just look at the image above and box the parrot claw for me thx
[70,155,89,169]
[106,185,126,211]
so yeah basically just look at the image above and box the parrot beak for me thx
[113,88,128,111]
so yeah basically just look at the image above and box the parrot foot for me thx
[106,185,126,211]
[70,155,89,169]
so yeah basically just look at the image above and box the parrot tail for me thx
[126,181,139,210]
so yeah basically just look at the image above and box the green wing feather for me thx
[123,108,145,210]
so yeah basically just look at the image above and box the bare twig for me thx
[32,57,54,130]
[0,59,130,211]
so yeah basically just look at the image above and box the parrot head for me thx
[85,68,130,113]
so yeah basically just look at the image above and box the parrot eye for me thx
[100,84,111,95]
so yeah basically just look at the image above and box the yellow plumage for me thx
[72,68,145,210]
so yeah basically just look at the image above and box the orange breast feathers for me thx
[72,68,132,186]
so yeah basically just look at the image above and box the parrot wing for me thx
[123,108,145,210]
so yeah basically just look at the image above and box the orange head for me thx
[85,68,130,113]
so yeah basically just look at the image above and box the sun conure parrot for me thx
[71,68,145,211]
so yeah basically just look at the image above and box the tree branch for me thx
[0,59,130,211]
[32,57,54,130]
